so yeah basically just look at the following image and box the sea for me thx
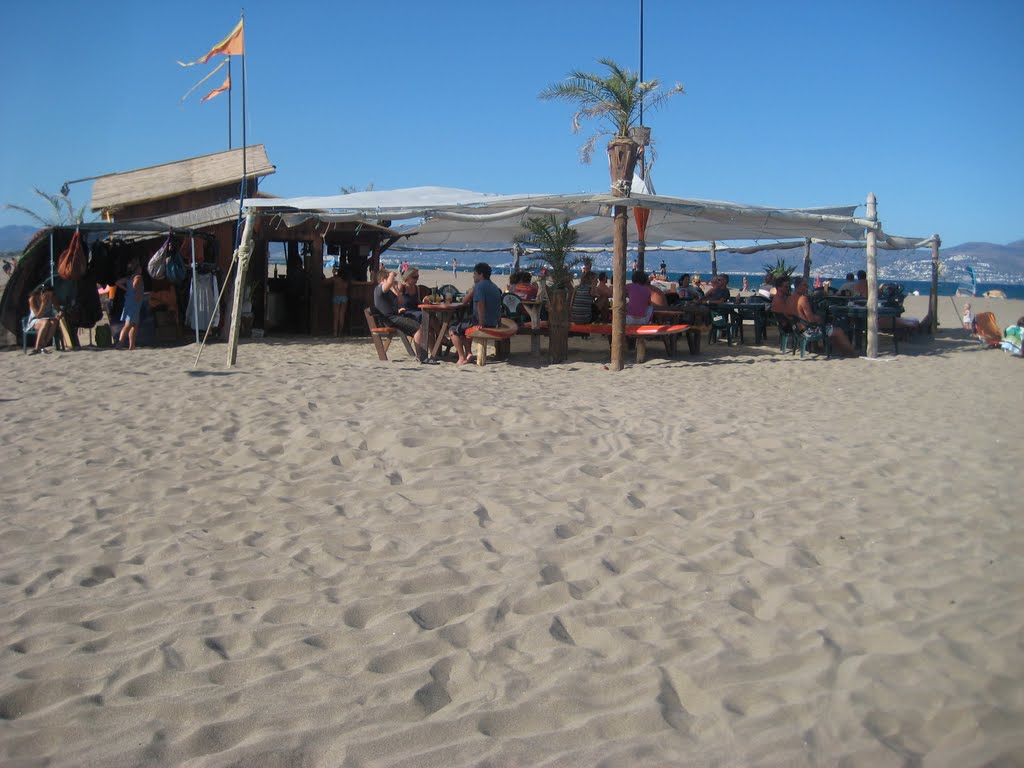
[267,245,1023,300]
[375,251,1024,299]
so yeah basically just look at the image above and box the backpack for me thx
[147,235,172,280]
[57,229,86,280]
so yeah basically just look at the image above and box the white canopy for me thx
[244,186,873,245]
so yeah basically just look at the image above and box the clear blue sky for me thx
[2,0,1022,248]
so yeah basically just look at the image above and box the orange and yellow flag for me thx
[200,72,231,102]
[178,19,244,67]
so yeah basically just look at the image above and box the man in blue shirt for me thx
[449,262,502,365]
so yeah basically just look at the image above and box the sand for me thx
[2,285,1023,767]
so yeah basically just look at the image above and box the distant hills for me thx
[0,225,38,253]
[1,223,1021,281]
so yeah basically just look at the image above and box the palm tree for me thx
[539,57,684,169]
[540,58,683,369]
[3,187,87,227]
[516,214,580,363]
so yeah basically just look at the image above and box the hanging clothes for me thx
[186,271,220,330]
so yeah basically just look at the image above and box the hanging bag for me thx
[147,234,173,280]
[57,229,86,280]
[165,240,187,284]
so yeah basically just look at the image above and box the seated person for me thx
[373,268,437,364]
[510,271,539,301]
[789,276,856,357]
[26,284,60,354]
[571,272,598,323]
[625,270,653,325]
[771,276,792,316]
[449,262,502,365]
[836,272,858,296]
[676,273,702,302]
[852,270,868,297]
[397,268,425,322]
[757,271,778,299]
[701,274,731,305]
[593,271,613,321]
[649,281,668,308]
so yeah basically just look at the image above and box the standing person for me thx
[659,259,667,278]
[327,264,350,337]
[25,284,60,355]
[452,258,458,276]
[373,269,437,364]
[962,303,975,332]
[449,262,502,366]
[116,259,144,350]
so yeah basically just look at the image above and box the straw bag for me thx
[57,229,86,280]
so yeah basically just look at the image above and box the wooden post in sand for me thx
[865,192,879,359]
[226,212,256,367]
[710,241,717,276]
[930,234,941,334]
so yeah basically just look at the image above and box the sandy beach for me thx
[2,284,1023,767]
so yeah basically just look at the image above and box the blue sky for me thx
[2,0,1022,248]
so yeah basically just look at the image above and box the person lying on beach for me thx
[789,276,856,356]
[373,268,437,364]
[26,284,60,354]
[449,262,502,366]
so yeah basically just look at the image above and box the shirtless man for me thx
[789,276,856,356]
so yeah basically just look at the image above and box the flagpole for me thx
[227,57,233,149]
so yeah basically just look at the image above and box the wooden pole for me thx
[710,241,717,276]
[803,238,812,280]
[865,192,878,359]
[611,207,628,371]
[930,234,941,334]
[226,212,256,367]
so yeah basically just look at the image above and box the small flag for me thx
[200,72,231,102]
[178,18,244,67]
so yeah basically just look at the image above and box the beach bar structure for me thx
[229,186,939,365]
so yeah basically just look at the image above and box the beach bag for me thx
[89,239,117,286]
[57,229,86,280]
[165,243,186,284]
[147,235,173,280]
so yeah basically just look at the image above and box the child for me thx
[962,303,974,333]
[328,265,350,336]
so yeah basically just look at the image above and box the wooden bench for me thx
[363,307,416,361]
[569,322,692,363]
[465,318,518,366]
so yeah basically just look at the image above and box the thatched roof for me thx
[90,145,275,212]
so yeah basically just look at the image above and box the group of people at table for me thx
[373,262,502,366]
[370,261,874,363]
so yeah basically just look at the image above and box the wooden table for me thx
[718,300,769,344]
[418,302,465,358]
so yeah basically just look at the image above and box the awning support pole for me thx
[865,192,878,359]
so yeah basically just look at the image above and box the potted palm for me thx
[540,58,684,370]
[516,214,579,363]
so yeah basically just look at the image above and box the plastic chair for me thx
[22,315,58,353]
[708,307,739,345]
[771,311,799,354]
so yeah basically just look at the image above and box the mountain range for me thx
[1,224,1022,281]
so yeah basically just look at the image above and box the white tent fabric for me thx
[244,186,872,245]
